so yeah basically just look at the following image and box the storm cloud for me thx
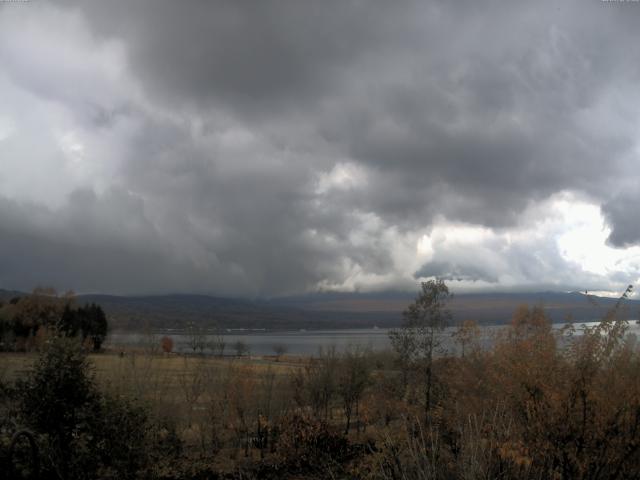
[1,1,640,295]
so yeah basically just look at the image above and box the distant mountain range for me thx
[2,288,638,331]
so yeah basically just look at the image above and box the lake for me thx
[106,320,640,356]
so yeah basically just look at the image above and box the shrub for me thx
[15,335,151,479]
[272,413,352,474]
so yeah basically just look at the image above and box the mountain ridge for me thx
[2,288,637,331]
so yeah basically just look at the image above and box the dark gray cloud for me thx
[59,0,638,227]
[51,0,405,115]
[1,1,640,295]
[0,188,343,295]
[603,189,640,248]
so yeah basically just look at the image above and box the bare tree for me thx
[234,339,250,357]
[186,321,206,354]
[272,343,287,361]
[452,319,480,357]
[338,346,372,434]
[208,324,226,357]
[141,322,159,356]
[304,346,338,421]
[389,279,451,421]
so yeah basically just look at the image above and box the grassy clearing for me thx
[0,352,34,382]
[1,350,303,455]
[1,351,300,388]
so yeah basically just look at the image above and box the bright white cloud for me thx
[316,162,368,194]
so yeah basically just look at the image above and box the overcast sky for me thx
[2,0,640,297]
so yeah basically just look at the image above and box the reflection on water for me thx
[106,321,640,356]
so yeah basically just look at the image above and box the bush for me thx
[272,413,352,474]
[15,336,151,479]
[92,395,150,479]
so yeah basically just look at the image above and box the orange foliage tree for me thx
[160,335,174,353]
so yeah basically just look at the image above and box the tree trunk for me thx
[344,404,352,435]
[425,362,432,424]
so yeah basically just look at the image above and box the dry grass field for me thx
[1,350,303,452]
[0,351,300,381]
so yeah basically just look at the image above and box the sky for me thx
[2,0,640,297]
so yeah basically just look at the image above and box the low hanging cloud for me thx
[1,1,640,295]
[415,261,500,284]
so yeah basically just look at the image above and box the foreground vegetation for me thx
[1,282,640,479]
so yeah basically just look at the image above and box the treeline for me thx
[0,288,107,352]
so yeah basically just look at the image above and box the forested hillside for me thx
[1,289,632,331]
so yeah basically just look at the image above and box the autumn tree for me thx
[488,286,640,478]
[160,335,174,353]
[10,288,70,344]
[5,290,108,351]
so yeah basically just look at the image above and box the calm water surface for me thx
[107,321,640,356]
